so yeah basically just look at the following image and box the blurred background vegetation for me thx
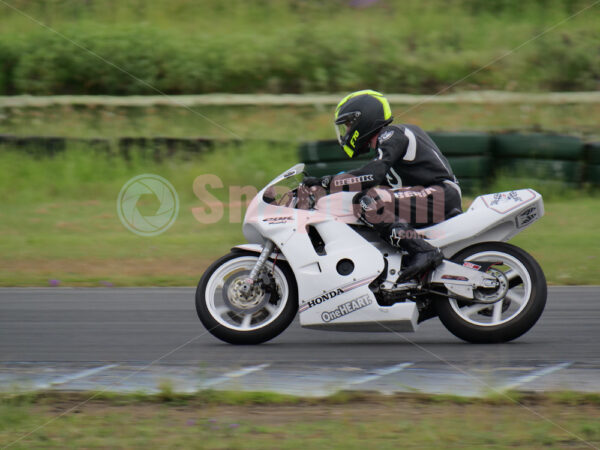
[0,0,599,95]
[1,0,599,286]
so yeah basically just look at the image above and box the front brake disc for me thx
[222,271,271,314]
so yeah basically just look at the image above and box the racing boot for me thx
[388,224,444,283]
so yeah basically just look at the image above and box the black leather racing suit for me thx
[346,124,462,243]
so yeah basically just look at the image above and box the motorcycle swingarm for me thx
[428,261,499,300]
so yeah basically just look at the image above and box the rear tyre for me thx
[437,242,546,343]
[196,251,298,345]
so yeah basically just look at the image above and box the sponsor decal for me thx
[441,274,469,281]
[463,261,481,271]
[516,206,538,228]
[393,186,438,199]
[379,130,394,142]
[481,189,536,214]
[321,295,372,323]
[385,167,402,189]
[300,288,344,311]
[490,191,523,207]
[298,277,374,313]
[350,130,360,147]
[333,174,374,187]
[283,169,297,178]
[262,216,293,224]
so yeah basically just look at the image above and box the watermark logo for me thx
[117,174,179,236]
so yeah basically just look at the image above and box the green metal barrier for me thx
[585,142,600,184]
[493,133,584,160]
[428,132,491,156]
[498,158,584,183]
[300,132,597,193]
[1,132,596,186]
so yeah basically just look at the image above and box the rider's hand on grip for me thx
[303,175,332,189]
[298,176,331,209]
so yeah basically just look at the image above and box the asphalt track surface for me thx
[1,287,598,364]
[0,287,598,396]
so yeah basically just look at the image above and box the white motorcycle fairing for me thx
[236,164,544,333]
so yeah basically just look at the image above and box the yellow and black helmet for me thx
[334,90,393,158]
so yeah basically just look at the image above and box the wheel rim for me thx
[449,251,532,327]
[205,256,289,331]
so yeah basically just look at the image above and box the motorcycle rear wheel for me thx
[437,242,546,343]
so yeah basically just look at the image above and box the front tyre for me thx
[437,242,546,343]
[196,251,298,345]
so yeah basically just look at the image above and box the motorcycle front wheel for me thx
[437,242,547,343]
[196,250,298,345]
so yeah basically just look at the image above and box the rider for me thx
[304,90,463,283]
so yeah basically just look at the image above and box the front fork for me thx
[238,240,274,297]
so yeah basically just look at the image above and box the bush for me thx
[526,33,600,91]
[0,39,19,95]
[13,26,177,95]
[2,1,600,95]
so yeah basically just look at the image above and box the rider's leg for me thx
[355,184,460,282]
[374,221,443,282]
[390,183,462,281]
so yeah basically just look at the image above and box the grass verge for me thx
[1,144,598,286]
[1,102,600,139]
[1,390,599,448]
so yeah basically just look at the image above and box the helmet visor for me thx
[335,122,349,146]
[334,111,361,146]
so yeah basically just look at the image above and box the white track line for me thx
[34,364,118,389]
[502,362,573,391]
[201,363,271,388]
[347,362,413,386]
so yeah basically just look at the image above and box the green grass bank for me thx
[1,144,598,286]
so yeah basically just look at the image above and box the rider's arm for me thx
[344,128,408,189]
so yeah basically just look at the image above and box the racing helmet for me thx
[334,90,393,158]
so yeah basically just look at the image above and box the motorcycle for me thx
[196,164,546,345]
